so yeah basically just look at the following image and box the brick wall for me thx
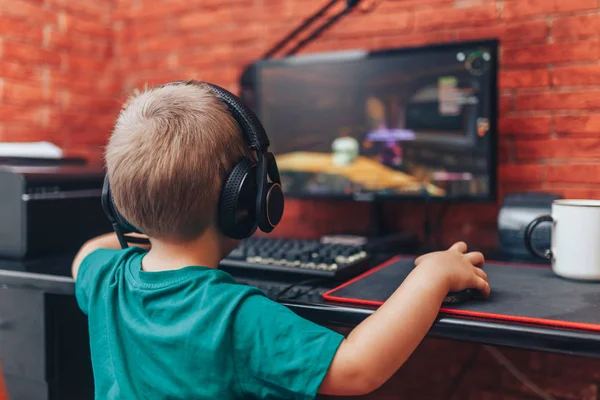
[4,0,600,247]
[114,0,600,247]
[0,0,119,163]
[3,0,600,398]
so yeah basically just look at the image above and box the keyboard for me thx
[235,276,328,302]
[220,237,371,280]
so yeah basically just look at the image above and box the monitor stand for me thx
[322,200,420,254]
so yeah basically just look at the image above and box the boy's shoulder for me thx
[74,246,142,314]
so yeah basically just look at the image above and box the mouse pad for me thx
[322,256,600,332]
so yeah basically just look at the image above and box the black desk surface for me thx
[2,252,600,359]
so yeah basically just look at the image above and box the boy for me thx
[73,81,490,399]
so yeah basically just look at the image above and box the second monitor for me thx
[243,40,498,202]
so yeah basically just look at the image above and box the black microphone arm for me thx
[241,0,363,97]
[261,0,363,60]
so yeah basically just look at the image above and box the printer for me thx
[0,165,113,259]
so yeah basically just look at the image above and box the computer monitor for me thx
[242,40,498,202]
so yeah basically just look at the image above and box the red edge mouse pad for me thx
[323,256,600,332]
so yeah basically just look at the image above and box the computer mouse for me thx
[443,288,478,304]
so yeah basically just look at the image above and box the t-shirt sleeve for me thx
[232,293,344,399]
[75,248,121,315]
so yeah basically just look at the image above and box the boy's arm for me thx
[319,242,490,396]
[72,233,124,280]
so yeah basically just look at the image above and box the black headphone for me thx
[101,80,284,248]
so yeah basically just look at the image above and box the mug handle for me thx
[524,215,553,260]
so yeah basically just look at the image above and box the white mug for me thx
[525,199,600,280]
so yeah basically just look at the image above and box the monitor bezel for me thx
[244,39,499,203]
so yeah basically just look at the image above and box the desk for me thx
[1,254,599,399]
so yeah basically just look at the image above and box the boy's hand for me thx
[320,241,490,396]
[415,241,490,298]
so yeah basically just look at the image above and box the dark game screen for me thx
[252,43,496,199]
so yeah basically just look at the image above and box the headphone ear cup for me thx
[111,195,141,234]
[102,176,141,234]
[258,182,284,233]
[219,158,258,239]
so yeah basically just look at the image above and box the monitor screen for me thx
[244,40,498,201]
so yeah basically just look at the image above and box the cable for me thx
[274,278,327,301]
[483,346,556,400]
[284,6,354,57]
[124,235,150,245]
[443,346,481,400]
[356,0,378,13]
[261,0,339,60]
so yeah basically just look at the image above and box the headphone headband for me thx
[166,80,270,152]
[102,80,284,246]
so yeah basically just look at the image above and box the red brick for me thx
[258,0,296,21]
[45,0,110,19]
[503,41,600,66]
[499,164,544,183]
[499,116,552,136]
[2,125,56,143]
[68,131,112,146]
[49,112,115,130]
[500,69,549,89]
[0,17,43,43]
[48,30,112,58]
[0,104,48,125]
[137,32,222,54]
[498,140,513,163]
[0,0,56,23]
[500,95,513,115]
[555,115,600,135]
[115,42,139,59]
[63,55,108,73]
[379,0,463,12]
[553,15,600,41]
[2,41,61,67]
[373,31,454,50]
[516,138,600,160]
[547,164,600,183]
[137,35,188,54]
[50,71,100,93]
[289,0,352,21]
[2,81,50,105]
[178,46,234,69]
[504,0,597,20]
[0,61,44,84]
[516,90,600,111]
[122,56,173,72]
[189,66,240,87]
[231,44,267,68]
[328,13,413,38]
[127,73,192,92]
[558,188,600,200]
[116,0,208,21]
[553,65,600,87]
[415,5,497,31]
[456,20,548,43]
[62,93,120,112]
[175,9,230,31]
[137,25,260,55]
[63,14,112,37]
[126,20,172,41]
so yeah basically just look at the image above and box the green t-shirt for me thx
[75,246,344,399]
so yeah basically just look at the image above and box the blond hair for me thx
[105,80,247,242]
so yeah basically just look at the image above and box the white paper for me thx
[0,142,63,159]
